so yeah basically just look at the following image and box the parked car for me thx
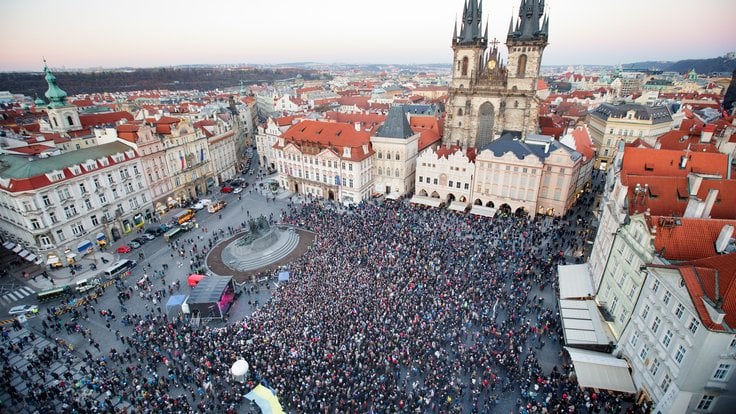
[8,304,39,316]
[192,202,205,210]
[128,240,142,249]
[144,226,165,236]
[220,186,234,193]
[132,237,147,245]
[233,187,243,194]
[141,233,156,240]
[116,245,133,253]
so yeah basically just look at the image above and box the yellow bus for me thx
[173,209,194,225]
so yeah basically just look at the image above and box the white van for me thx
[76,278,101,293]
[103,259,137,279]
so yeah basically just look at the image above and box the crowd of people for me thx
[1,171,640,413]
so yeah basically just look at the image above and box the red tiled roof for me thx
[71,98,95,107]
[79,111,133,128]
[621,147,729,178]
[276,120,373,162]
[570,125,595,160]
[434,145,477,162]
[4,144,55,156]
[625,176,736,218]
[678,253,736,332]
[323,112,386,133]
[649,216,736,261]
[656,130,719,153]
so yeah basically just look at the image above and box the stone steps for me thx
[223,230,300,272]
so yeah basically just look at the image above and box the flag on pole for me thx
[180,153,185,170]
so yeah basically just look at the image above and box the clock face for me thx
[488,60,497,70]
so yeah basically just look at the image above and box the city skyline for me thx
[2,0,735,71]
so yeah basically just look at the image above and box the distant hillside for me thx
[0,67,328,97]
[623,52,736,74]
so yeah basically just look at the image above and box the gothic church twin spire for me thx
[508,0,549,41]
[454,0,487,46]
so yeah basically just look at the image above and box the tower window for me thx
[457,108,463,116]
[517,54,528,78]
[67,115,74,126]
[461,57,469,76]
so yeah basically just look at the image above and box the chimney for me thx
[354,122,361,132]
[701,188,719,218]
[688,174,703,197]
[701,124,715,143]
[715,225,734,253]
[679,155,687,169]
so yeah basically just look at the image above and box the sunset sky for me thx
[2,0,735,71]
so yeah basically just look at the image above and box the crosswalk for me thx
[0,286,35,306]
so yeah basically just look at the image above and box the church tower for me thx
[443,0,549,148]
[505,0,549,136]
[41,61,82,133]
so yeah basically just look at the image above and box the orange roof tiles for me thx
[277,120,373,162]
[570,126,595,160]
[434,145,477,162]
[656,130,719,153]
[5,144,55,156]
[79,111,134,128]
[678,253,736,332]
[649,216,736,261]
[626,176,736,219]
[621,147,729,178]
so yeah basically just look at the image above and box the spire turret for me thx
[507,0,548,41]
[43,61,68,108]
[455,0,487,46]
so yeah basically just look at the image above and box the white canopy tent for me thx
[447,201,469,212]
[409,195,442,208]
[230,359,249,383]
[558,264,596,299]
[565,347,636,393]
[559,300,615,346]
[470,205,496,218]
[386,192,401,200]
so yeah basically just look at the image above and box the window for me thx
[63,205,78,219]
[30,218,41,230]
[71,222,85,236]
[688,318,700,335]
[449,180,454,188]
[418,176,423,183]
[56,229,66,242]
[91,215,99,226]
[517,54,527,78]
[663,290,672,305]
[395,152,400,161]
[712,363,731,381]
[99,194,107,205]
[696,395,715,411]
[641,304,650,320]
[433,178,438,185]
[652,279,660,293]
[42,195,51,207]
[107,173,114,184]
[40,235,51,247]
[639,344,649,362]
[49,211,58,224]
[79,183,87,194]
[649,358,660,376]
[619,310,627,323]
[660,374,671,393]
[675,303,685,319]
[675,345,687,364]
[651,316,661,333]
[662,330,673,348]
[628,284,636,299]
[84,199,92,210]
[629,331,639,347]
